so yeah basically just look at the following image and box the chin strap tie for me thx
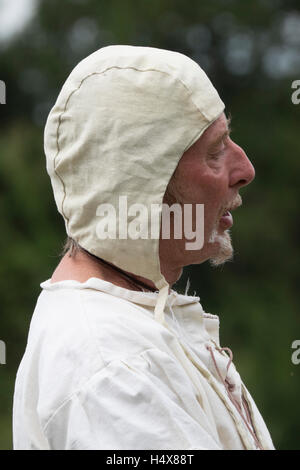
[154,279,169,325]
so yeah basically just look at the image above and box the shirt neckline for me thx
[40,277,200,307]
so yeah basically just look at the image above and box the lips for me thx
[218,196,242,230]
[219,210,233,229]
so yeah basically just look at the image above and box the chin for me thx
[208,229,233,267]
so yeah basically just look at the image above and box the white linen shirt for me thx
[13,278,275,450]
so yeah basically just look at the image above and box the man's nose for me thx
[229,139,255,189]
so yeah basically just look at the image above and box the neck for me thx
[51,249,158,292]
[85,251,158,292]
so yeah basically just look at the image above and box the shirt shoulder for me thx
[15,285,175,429]
[26,284,168,372]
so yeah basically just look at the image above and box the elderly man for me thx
[13,45,274,450]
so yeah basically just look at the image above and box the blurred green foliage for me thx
[0,0,299,450]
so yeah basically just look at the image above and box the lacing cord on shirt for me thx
[206,344,264,450]
[165,299,265,450]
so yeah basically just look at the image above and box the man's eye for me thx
[209,144,225,159]
[209,138,228,159]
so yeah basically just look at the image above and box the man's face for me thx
[162,112,255,268]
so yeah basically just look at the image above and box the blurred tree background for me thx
[0,0,299,450]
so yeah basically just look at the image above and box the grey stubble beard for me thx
[208,228,233,267]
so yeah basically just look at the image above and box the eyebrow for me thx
[208,116,232,150]
[226,115,232,133]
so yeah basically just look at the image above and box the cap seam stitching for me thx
[53,65,213,227]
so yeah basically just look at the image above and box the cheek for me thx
[187,172,229,234]
[180,166,228,207]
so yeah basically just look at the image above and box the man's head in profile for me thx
[44,45,255,309]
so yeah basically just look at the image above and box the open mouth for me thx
[219,196,242,230]
[219,210,233,229]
